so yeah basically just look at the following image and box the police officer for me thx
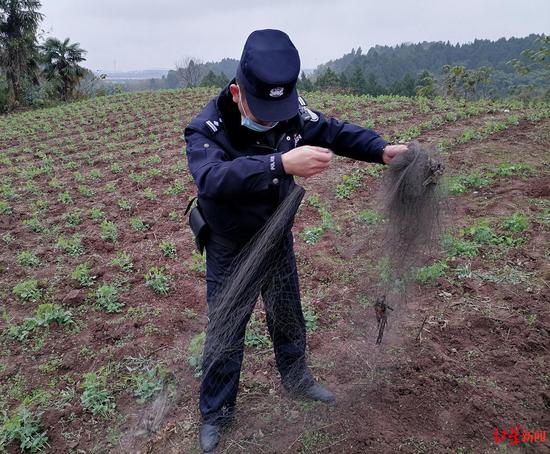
[184,29,407,452]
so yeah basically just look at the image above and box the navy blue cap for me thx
[237,29,300,122]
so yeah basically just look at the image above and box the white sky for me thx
[39,0,550,72]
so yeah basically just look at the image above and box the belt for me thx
[208,232,248,251]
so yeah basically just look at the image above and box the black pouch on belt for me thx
[184,197,208,254]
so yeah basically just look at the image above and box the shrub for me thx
[12,279,42,303]
[17,251,41,267]
[111,251,134,272]
[71,263,96,287]
[159,240,177,258]
[80,372,115,417]
[95,284,124,313]
[144,267,171,295]
[416,261,448,284]
[502,213,529,233]
[100,220,118,242]
[0,407,48,453]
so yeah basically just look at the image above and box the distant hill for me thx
[313,34,547,94]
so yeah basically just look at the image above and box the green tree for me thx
[0,0,43,110]
[415,70,437,98]
[509,35,550,75]
[296,70,313,92]
[364,72,384,96]
[315,67,339,90]
[349,66,366,94]
[40,37,87,100]
[200,70,229,88]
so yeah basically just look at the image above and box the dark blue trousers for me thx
[199,233,313,424]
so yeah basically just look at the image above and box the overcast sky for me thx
[40,0,549,72]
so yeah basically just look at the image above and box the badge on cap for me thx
[269,87,284,98]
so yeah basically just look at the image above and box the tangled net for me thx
[201,185,311,408]
[374,140,445,342]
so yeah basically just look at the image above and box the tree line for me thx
[0,0,90,112]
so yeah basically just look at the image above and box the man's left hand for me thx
[382,144,408,165]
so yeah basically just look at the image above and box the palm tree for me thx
[0,0,43,110]
[40,37,86,100]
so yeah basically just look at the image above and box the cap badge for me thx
[269,87,284,98]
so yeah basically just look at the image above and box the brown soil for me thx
[0,92,548,454]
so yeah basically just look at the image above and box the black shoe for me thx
[291,382,336,403]
[199,423,221,453]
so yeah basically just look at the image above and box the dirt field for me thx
[0,89,548,453]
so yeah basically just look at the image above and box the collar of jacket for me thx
[215,78,302,149]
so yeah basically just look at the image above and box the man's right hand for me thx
[281,145,333,177]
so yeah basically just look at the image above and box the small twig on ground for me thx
[374,295,393,344]
[416,314,429,342]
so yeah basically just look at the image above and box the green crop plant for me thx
[129,171,146,184]
[143,188,157,200]
[95,284,124,313]
[144,266,171,295]
[164,179,185,196]
[443,235,479,258]
[335,171,362,199]
[366,164,384,178]
[492,162,534,177]
[147,168,162,178]
[12,279,42,303]
[306,193,321,208]
[457,128,479,144]
[358,209,385,224]
[57,234,84,256]
[0,200,12,215]
[463,221,501,245]
[57,191,73,204]
[89,207,105,220]
[78,185,95,197]
[0,407,49,453]
[63,209,82,226]
[117,199,132,211]
[168,211,179,221]
[159,240,177,258]
[536,208,549,225]
[502,213,529,232]
[80,372,116,417]
[71,263,96,287]
[100,220,118,242]
[190,251,206,273]
[110,163,123,173]
[303,303,318,332]
[244,313,272,348]
[129,217,149,232]
[302,226,324,245]
[129,368,165,403]
[188,331,206,376]
[416,260,448,284]
[73,171,85,183]
[2,232,14,244]
[89,169,103,180]
[17,252,41,268]
[104,182,116,193]
[22,217,44,233]
[111,251,134,272]
[8,304,74,342]
[141,154,161,166]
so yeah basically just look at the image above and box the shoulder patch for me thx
[205,120,218,133]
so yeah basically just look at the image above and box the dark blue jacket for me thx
[184,81,388,243]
